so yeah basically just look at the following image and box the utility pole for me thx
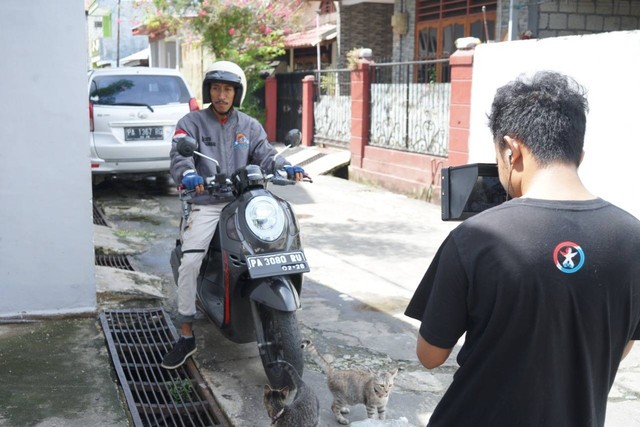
[116,0,121,66]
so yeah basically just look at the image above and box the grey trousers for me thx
[177,203,224,324]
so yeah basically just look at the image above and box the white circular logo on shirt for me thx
[553,241,585,274]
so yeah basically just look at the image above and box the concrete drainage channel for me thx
[94,203,231,426]
[100,308,230,426]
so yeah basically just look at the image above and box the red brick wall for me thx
[265,76,277,142]
[448,49,474,166]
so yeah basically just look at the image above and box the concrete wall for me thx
[0,1,96,317]
[468,30,640,220]
[498,0,640,41]
[536,0,640,39]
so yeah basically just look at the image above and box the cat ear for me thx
[389,368,399,377]
[281,386,290,397]
[264,384,272,393]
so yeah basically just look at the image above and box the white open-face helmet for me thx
[202,61,247,107]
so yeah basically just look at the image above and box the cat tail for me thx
[267,360,304,390]
[301,339,333,374]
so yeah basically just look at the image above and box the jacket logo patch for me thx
[233,133,249,150]
[201,136,215,146]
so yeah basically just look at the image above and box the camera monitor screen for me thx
[441,163,507,221]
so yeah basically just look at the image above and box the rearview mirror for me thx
[284,129,302,148]
[175,135,198,157]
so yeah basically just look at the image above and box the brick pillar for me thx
[301,75,314,147]
[448,49,474,166]
[350,60,373,168]
[265,76,277,142]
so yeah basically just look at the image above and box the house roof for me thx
[284,24,337,48]
[121,47,150,66]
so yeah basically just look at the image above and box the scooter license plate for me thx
[246,251,310,279]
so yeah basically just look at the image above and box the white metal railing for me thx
[313,69,351,147]
[370,82,450,156]
[369,60,451,157]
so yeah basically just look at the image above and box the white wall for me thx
[468,30,640,220]
[0,1,96,316]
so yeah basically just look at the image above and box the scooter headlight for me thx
[245,195,285,242]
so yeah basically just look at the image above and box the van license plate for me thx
[246,251,310,279]
[124,126,164,141]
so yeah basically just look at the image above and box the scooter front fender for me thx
[250,277,301,312]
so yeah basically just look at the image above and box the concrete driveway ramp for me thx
[285,146,351,177]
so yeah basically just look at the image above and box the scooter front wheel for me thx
[256,306,304,389]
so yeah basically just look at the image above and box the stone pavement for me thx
[0,146,639,426]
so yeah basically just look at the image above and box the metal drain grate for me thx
[100,308,230,427]
[96,254,135,271]
[93,203,109,226]
[296,152,327,167]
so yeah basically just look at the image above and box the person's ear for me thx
[503,136,521,164]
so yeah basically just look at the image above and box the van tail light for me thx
[89,101,94,132]
[189,97,200,111]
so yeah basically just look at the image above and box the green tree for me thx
[134,0,304,121]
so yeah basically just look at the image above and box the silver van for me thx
[88,67,199,184]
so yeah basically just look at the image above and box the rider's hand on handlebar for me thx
[284,165,305,182]
[182,171,205,194]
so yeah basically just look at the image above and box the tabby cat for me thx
[303,339,398,425]
[263,360,320,427]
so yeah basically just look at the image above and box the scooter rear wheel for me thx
[257,306,304,389]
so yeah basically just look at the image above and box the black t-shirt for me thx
[406,198,640,427]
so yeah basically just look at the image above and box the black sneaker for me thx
[161,335,196,369]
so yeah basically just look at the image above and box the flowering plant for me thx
[135,0,304,120]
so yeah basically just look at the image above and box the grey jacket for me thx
[170,107,288,204]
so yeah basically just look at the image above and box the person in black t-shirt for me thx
[406,71,640,426]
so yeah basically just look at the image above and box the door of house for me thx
[275,72,313,142]
[415,0,496,82]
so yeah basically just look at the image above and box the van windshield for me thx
[90,75,190,106]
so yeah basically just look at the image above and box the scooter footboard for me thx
[249,277,301,312]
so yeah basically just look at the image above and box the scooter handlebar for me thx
[177,177,233,199]
[270,172,313,186]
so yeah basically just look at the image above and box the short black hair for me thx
[488,71,588,166]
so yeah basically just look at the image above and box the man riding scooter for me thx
[162,60,305,369]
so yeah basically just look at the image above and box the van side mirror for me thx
[175,135,198,157]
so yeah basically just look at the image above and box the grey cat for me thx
[303,339,398,425]
[263,360,320,427]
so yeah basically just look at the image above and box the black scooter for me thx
[169,130,310,388]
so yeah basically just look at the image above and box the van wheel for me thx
[92,175,105,187]
[154,173,173,187]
